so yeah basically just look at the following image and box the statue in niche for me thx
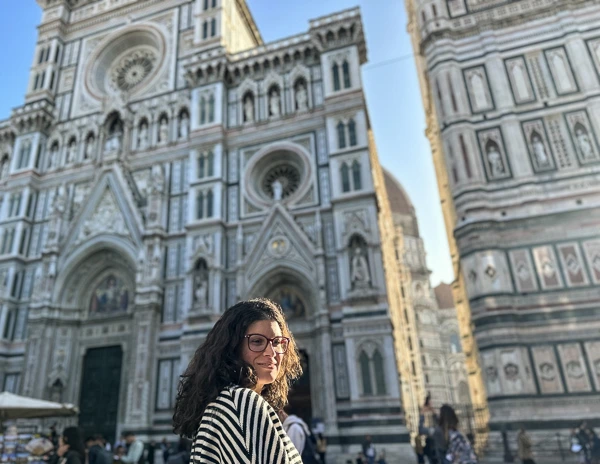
[179,112,190,139]
[138,121,149,150]
[531,133,549,166]
[486,142,505,177]
[158,117,169,145]
[470,71,489,110]
[272,179,283,201]
[105,117,123,153]
[269,88,280,117]
[149,243,161,282]
[193,259,209,309]
[0,158,8,179]
[243,95,254,123]
[67,140,77,164]
[575,126,595,160]
[148,164,165,196]
[295,82,308,111]
[551,52,572,92]
[350,237,371,288]
[84,135,95,160]
[48,143,58,169]
[47,185,67,246]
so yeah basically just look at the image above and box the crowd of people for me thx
[415,396,478,464]
[571,421,600,464]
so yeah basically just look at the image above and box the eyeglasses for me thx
[244,334,290,354]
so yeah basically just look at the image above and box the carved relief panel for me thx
[557,343,592,393]
[556,243,590,287]
[531,345,564,394]
[583,341,600,391]
[463,65,495,113]
[585,38,600,78]
[582,239,600,284]
[498,347,536,395]
[476,127,512,181]
[544,47,578,96]
[532,245,564,290]
[508,249,538,293]
[505,56,536,105]
[463,250,514,299]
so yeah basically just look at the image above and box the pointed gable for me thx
[244,205,317,288]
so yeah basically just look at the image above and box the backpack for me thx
[446,431,477,464]
[299,429,321,464]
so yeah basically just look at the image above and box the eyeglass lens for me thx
[247,334,289,353]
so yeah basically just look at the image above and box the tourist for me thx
[49,427,86,464]
[517,428,535,464]
[173,298,303,463]
[280,409,320,463]
[436,404,477,464]
[362,435,376,464]
[119,432,144,464]
[160,438,170,464]
[86,435,113,464]
[419,395,439,464]
[588,428,600,464]
[316,433,327,464]
[165,439,190,464]
[414,435,425,464]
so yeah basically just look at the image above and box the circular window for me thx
[86,26,165,99]
[262,164,301,199]
[244,143,313,208]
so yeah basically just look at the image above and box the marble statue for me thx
[180,113,190,139]
[272,179,283,201]
[0,159,8,179]
[85,136,95,160]
[105,126,122,153]
[296,83,308,111]
[532,135,549,166]
[269,88,280,117]
[150,164,165,195]
[194,275,208,308]
[576,128,594,159]
[487,144,504,177]
[159,118,169,145]
[138,123,149,150]
[244,95,254,123]
[351,247,371,287]
[67,141,77,164]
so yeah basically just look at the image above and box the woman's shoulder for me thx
[206,386,267,412]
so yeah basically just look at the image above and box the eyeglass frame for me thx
[244,334,291,353]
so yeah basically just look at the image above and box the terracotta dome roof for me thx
[434,282,454,309]
[383,168,414,216]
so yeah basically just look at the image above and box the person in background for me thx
[587,428,600,464]
[419,395,439,464]
[160,439,170,464]
[280,409,320,464]
[376,449,387,464]
[414,435,425,464]
[362,435,376,464]
[437,404,478,464]
[86,435,113,464]
[517,428,536,464]
[49,427,86,464]
[355,452,365,464]
[119,432,144,464]
[114,446,126,463]
[146,441,156,464]
[316,433,327,464]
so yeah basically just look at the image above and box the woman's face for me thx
[241,319,285,393]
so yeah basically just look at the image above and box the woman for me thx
[316,433,327,464]
[435,405,477,464]
[517,428,536,464]
[49,427,85,464]
[173,298,303,464]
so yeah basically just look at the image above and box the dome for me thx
[434,282,454,309]
[383,168,414,216]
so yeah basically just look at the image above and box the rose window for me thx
[262,164,301,199]
[111,49,156,92]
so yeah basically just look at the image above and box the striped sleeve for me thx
[191,387,302,464]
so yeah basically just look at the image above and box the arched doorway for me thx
[250,269,317,424]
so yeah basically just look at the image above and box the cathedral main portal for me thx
[79,346,123,443]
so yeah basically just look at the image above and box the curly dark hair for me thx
[173,298,302,438]
[439,404,459,444]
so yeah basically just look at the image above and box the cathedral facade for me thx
[405,0,600,451]
[0,0,420,461]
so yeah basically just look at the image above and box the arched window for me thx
[450,333,461,353]
[40,72,46,89]
[0,156,9,179]
[196,191,204,219]
[204,0,209,10]
[359,351,372,396]
[38,49,44,65]
[459,134,473,179]
[337,121,346,149]
[198,155,205,178]
[341,162,350,193]
[202,21,209,39]
[48,141,59,169]
[342,60,351,89]
[200,96,207,125]
[49,71,55,90]
[207,151,214,176]
[211,18,217,37]
[421,11,427,24]
[17,141,31,169]
[348,119,357,146]
[352,160,362,190]
[212,0,217,7]
[432,4,438,17]
[373,350,386,395]
[332,63,341,91]
[435,79,445,118]
[448,74,458,113]
[33,74,40,91]
[206,190,214,218]
[208,94,215,122]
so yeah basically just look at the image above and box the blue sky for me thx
[0,1,453,287]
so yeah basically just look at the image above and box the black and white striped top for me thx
[191,386,303,464]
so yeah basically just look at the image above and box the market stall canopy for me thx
[0,392,78,419]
